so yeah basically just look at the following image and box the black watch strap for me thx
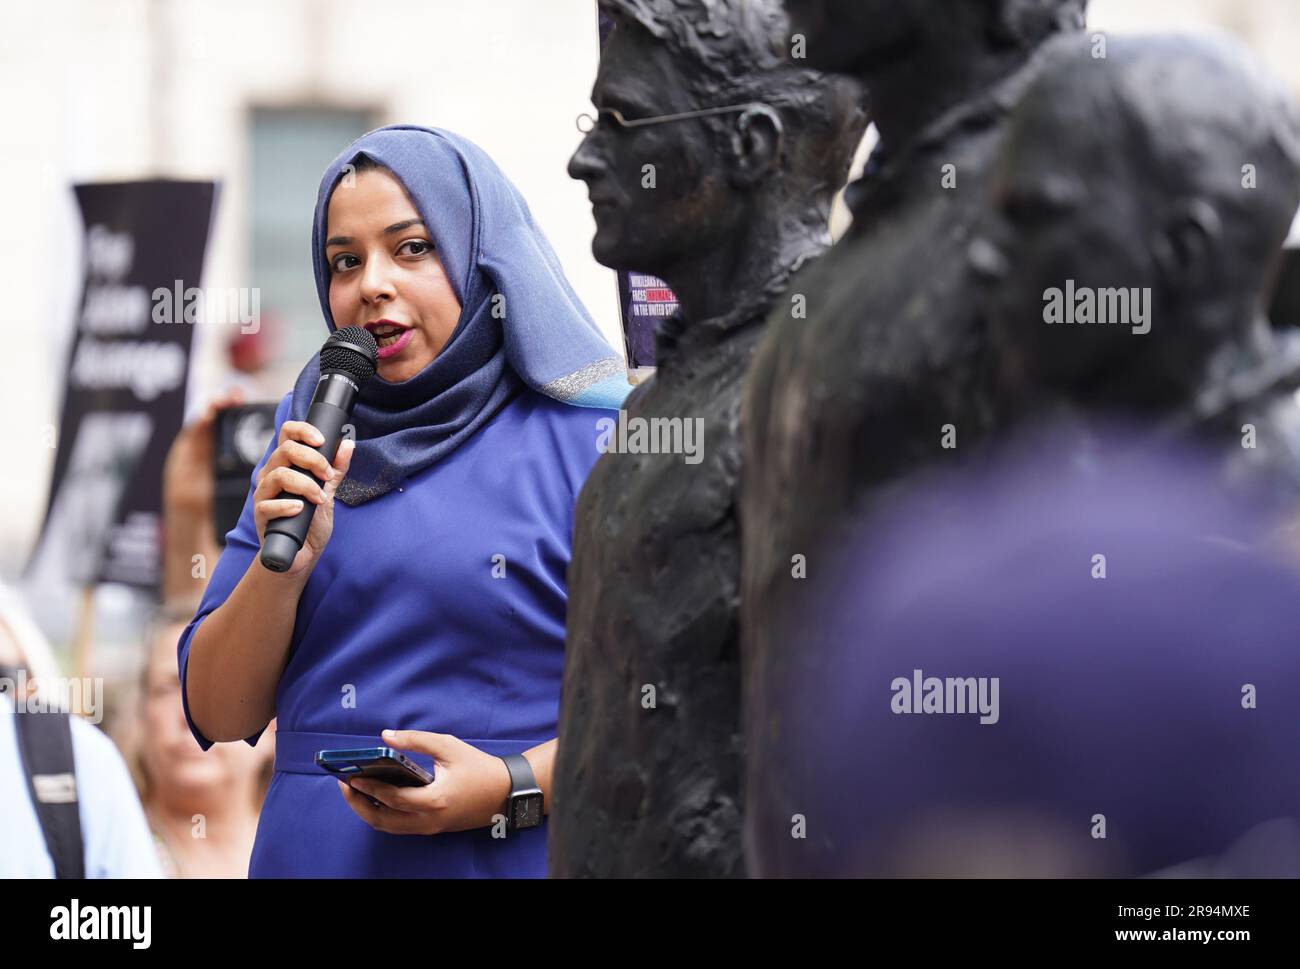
[501,753,543,832]
[502,753,537,792]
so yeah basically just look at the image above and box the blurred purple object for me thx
[753,420,1300,877]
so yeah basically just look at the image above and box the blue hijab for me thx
[289,124,629,506]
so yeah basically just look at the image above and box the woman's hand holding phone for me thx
[336,730,516,836]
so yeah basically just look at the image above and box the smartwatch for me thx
[500,753,544,833]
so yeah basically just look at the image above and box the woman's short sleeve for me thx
[175,391,293,751]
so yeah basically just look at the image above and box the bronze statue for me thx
[741,0,1088,875]
[749,32,1300,877]
[971,31,1300,488]
[551,0,866,876]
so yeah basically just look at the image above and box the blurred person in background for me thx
[91,390,276,878]
[0,581,161,878]
[132,606,271,877]
[163,387,249,609]
[178,125,628,877]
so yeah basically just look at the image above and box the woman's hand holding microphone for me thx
[252,420,356,577]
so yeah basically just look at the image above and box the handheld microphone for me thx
[260,326,379,573]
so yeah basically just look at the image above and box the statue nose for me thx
[568,143,603,182]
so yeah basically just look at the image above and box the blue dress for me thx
[177,387,610,877]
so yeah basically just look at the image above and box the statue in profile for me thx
[552,0,866,877]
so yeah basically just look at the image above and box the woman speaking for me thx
[177,125,628,877]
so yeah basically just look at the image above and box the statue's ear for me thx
[1152,198,1222,290]
[729,105,784,187]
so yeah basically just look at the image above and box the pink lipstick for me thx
[364,320,414,359]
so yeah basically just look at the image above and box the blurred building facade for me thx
[1,0,1299,649]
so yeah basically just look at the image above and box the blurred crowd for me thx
[2,379,273,878]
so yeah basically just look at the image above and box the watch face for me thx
[511,792,544,829]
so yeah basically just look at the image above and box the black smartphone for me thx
[315,747,434,787]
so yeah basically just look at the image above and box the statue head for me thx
[779,0,1088,77]
[571,0,867,282]
[970,33,1300,411]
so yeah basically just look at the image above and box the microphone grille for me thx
[321,326,379,384]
